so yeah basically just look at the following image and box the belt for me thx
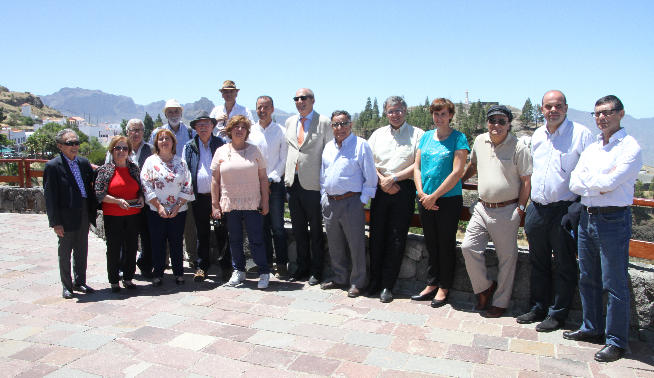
[479,198,518,208]
[198,193,212,197]
[533,200,573,208]
[327,191,360,201]
[583,205,627,214]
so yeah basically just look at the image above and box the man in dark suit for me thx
[44,129,97,299]
[284,88,332,284]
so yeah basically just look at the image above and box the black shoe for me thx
[431,292,449,308]
[411,288,437,301]
[123,280,137,290]
[152,277,163,287]
[111,284,121,293]
[308,276,320,286]
[594,345,625,363]
[73,284,95,294]
[288,272,308,282]
[562,329,605,343]
[140,270,154,279]
[62,288,73,299]
[535,316,562,332]
[380,289,393,303]
[320,281,343,290]
[516,310,546,324]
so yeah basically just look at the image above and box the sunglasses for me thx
[293,95,313,102]
[62,140,80,146]
[331,121,351,128]
[113,146,129,152]
[487,118,508,126]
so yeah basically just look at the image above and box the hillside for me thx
[0,85,63,124]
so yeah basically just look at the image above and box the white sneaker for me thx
[258,273,270,289]
[227,270,246,286]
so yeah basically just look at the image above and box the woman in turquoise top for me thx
[412,98,469,308]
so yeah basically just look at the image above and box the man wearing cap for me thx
[284,88,332,284]
[248,96,290,279]
[319,110,377,298]
[149,99,198,266]
[366,96,424,303]
[182,112,232,282]
[565,95,642,363]
[460,105,532,318]
[210,80,254,136]
[516,90,593,332]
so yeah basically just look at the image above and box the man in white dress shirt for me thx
[210,80,254,136]
[564,95,642,363]
[248,96,289,279]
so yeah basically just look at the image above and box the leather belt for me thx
[327,191,360,201]
[479,198,518,208]
[583,205,627,214]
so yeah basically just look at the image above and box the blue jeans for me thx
[577,207,631,350]
[264,180,288,266]
[225,210,270,274]
[147,209,186,278]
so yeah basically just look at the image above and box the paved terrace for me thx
[0,213,652,378]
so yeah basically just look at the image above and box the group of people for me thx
[43,83,642,363]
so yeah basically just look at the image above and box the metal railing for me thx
[1,158,652,260]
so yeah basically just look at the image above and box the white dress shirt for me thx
[569,128,642,207]
[530,118,593,204]
[367,122,424,177]
[210,103,254,135]
[320,133,378,204]
[248,121,288,183]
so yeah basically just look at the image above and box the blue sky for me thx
[2,0,653,118]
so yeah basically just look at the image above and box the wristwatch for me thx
[391,175,398,182]
[518,204,526,212]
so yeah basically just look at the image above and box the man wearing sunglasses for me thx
[44,129,97,299]
[284,88,332,284]
[460,105,532,318]
[517,90,592,332]
[319,111,377,298]
[566,95,642,362]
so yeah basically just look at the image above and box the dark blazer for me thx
[43,153,97,231]
[135,143,153,170]
[183,135,225,195]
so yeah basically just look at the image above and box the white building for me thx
[21,104,32,118]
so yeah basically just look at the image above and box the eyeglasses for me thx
[387,109,405,115]
[488,118,508,126]
[62,140,80,146]
[331,121,351,128]
[113,146,129,152]
[293,95,313,102]
[591,109,621,118]
[127,128,144,133]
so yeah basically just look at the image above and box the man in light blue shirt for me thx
[320,110,377,298]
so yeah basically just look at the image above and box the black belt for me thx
[198,193,212,197]
[533,200,573,208]
[583,205,627,214]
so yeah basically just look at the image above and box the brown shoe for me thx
[475,281,497,310]
[347,285,360,298]
[483,306,506,318]
[193,268,206,282]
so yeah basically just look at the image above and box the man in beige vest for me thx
[284,88,332,284]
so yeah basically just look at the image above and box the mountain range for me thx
[39,87,653,165]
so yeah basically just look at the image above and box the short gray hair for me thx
[55,128,78,144]
[126,119,144,130]
[331,110,351,122]
[383,96,407,114]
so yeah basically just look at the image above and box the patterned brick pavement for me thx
[0,213,652,377]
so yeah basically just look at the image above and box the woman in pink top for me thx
[211,115,270,289]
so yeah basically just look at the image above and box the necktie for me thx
[298,117,307,146]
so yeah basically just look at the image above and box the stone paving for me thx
[0,213,652,378]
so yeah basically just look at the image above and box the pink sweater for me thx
[210,143,266,212]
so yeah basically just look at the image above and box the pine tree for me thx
[143,112,154,142]
[520,98,533,126]
[120,119,128,135]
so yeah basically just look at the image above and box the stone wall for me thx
[0,187,46,213]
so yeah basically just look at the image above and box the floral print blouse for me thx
[140,154,195,213]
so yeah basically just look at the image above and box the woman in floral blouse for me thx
[140,129,194,286]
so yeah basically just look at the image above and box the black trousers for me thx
[58,201,89,291]
[287,176,324,278]
[193,194,230,272]
[524,201,578,320]
[418,195,462,289]
[104,213,140,284]
[135,209,153,275]
[369,180,416,291]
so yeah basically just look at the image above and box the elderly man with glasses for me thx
[284,88,332,284]
[460,105,532,318]
[319,110,377,298]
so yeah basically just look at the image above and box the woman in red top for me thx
[95,136,144,292]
